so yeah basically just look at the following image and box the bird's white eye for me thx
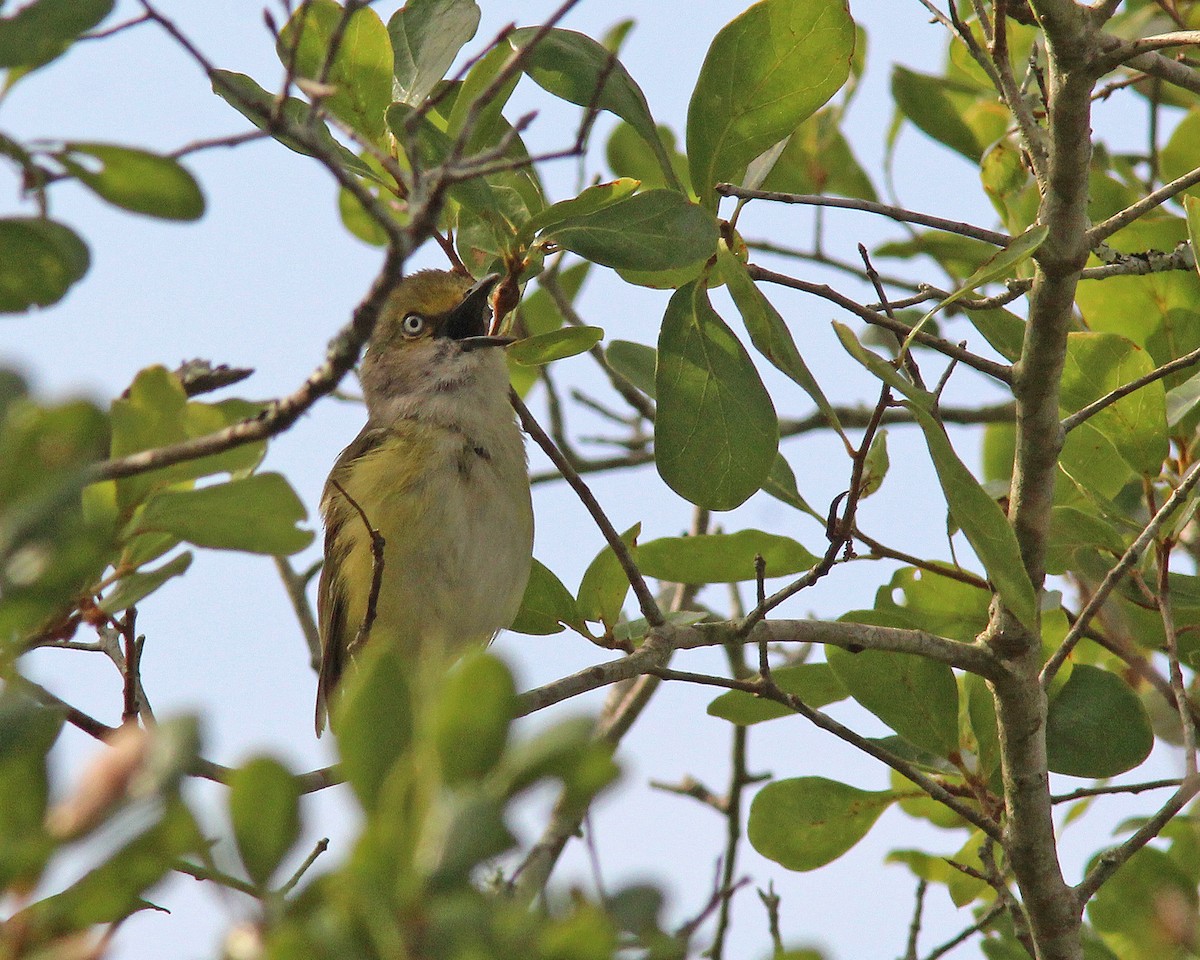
[401,313,426,337]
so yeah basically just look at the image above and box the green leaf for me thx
[707,662,846,725]
[606,121,691,193]
[964,673,1001,783]
[540,189,718,272]
[1162,110,1200,203]
[763,452,821,518]
[891,65,982,161]
[427,793,516,889]
[210,70,377,180]
[1060,332,1167,476]
[1046,664,1153,778]
[1187,195,1200,277]
[0,218,89,314]
[1076,217,1200,370]
[507,326,604,366]
[229,757,302,888]
[864,566,992,644]
[278,0,393,144]
[759,106,877,201]
[517,262,591,337]
[1167,368,1200,428]
[333,645,413,811]
[525,179,640,238]
[656,283,778,510]
[388,0,480,106]
[0,693,61,888]
[876,231,996,278]
[860,429,889,498]
[966,307,1026,362]
[576,524,640,630]
[834,322,1038,629]
[509,263,590,395]
[901,222,1048,357]
[59,144,204,221]
[132,473,313,556]
[605,340,658,398]
[826,646,959,757]
[509,27,679,190]
[0,0,113,71]
[638,529,816,584]
[1046,506,1126,576]
[1087,845,1198,960]
[109,367,267,514]
[687,0,855,202]
[98,552,193,614]
[433,652,517,786]
[386,102,508,237]
[510,558,583,635]
[29,798,201,931]
[721,250,844,437]
[749,777,894,871]
[1,395,112,640]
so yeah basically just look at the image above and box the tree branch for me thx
[716,185,1013,247]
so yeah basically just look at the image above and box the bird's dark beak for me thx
[445,273,512,350]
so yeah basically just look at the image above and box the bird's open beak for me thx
[446,273,513,350]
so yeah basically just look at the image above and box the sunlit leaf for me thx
[687,0,855,201]
[510,558,583,635]
[540,189,718,272]
[278,0,393,144]
[389,0,480,106]
[507,326,603,366]
[576,524,640,630]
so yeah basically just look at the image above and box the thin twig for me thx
[1050,778,1183,803]
[512,392,662,626]
[277,838,330,897]
[716,185,1012,247]
[1086,163,1200,245]
[922,903,1006,960]
[1062,344,1200,433]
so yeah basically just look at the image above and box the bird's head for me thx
[359,269,511,414]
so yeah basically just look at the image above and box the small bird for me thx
[315,269,534,735]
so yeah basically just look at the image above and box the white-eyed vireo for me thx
[314,269,533,735]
